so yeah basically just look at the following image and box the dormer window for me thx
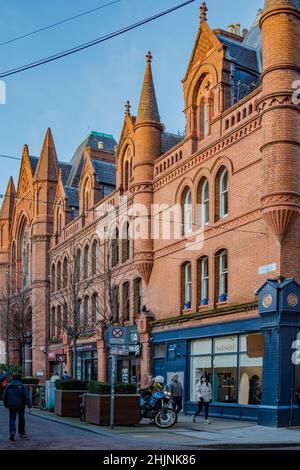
[98,141,104,150]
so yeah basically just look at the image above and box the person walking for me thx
[0,367,11,387]
[62,370,70,380]
[193,375,212,424]
[3,373,32,441]
[167,374,183,415]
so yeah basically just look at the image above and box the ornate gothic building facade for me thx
[2,0,300,426]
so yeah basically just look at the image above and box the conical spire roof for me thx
[136,52,161,125]
[35,128,59,182]
[264,0,298,7]
[0,176,16,220]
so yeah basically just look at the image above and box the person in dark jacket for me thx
[0,368,11,386]
[3,373,32,441]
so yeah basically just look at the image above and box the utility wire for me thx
[0,0,195,78]
[0,153,21,161]
[0,0,121,47]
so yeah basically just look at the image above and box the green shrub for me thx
[87,381,137,395]
[55,379,88,391]
[88,381,111,395]
[21,377,39,385]
[116,383,137,395]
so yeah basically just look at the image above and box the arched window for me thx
[200,99,209,139]
[63,257,68,288]
[198,256,209,306]
[92,293,99,324]
[124,161,129,191]
[51,264,56,293]
[134,278,142,316]
[84,245,90,279]
[51,307,56,339]
[198,178,209,227]
[122,223,130,262]
[113,286,120,323]
[57,305,62,337]
[75,249,81,282]
[182,188,192,235]
[182,262,192,310]
[219,168,228,218]
[57,261,62,291]
[112,228,119,267]
[84,296,89,330]
[123,282,130,321]
[216,250,228,302]
[92,240,99,275]
[20,224,30,289]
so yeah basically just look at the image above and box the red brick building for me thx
[1,0,300,425]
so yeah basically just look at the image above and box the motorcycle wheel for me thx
[154,409,177,429]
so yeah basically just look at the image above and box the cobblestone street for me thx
[0,406,191,450]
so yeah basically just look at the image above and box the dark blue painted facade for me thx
[152,279,300,427]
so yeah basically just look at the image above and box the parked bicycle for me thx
[32,385,46,410]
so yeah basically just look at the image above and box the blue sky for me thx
[0,0,263,195]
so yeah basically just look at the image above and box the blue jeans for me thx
[9,407,25,435]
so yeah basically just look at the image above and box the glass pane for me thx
[213,354,237,403]
[154,344,166,358]
[190,356,212,402]
[191,338,212,355]
[239,354,263,405]
[214,336,237,354]
[239,335,247,352]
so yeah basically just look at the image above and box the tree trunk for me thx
[72,338,77,379]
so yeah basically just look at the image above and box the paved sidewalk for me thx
[16,406,300,449]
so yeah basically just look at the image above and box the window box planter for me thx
[54,389,87,417]
[84,393,140,426]
[219,294,228,303]
[201,298,209,306]
[185,302,191,310]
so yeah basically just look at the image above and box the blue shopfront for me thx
[152,279,300,427]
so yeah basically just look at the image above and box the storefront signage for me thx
[56,354,66,363]
[71,343,97,352]
[36,370,44,377]
[258,263,277,275]
[48,349,64,361]
[107,326,139,348]
[110,346,129,356]
[214,336,237,354]
[247,334,264,358]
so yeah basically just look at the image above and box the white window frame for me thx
[201,257,209,302]
[219,251,228,297]
[201,179,209,226]
[220,169,228,218]
[184,190,192,235]
[184,263,192,306]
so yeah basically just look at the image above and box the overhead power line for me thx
[0,0,195,79]
[0,153,21,161]
[0,0,121,47]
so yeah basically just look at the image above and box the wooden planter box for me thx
[55,389,86,417]
[85,393,140,426]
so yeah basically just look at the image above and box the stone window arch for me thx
[197,177,209,227]
[182,187,192,235]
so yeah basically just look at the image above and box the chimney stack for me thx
[228,24,235,34]
[235,24,241,36]
[242,28,248,38]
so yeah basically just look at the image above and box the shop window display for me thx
[190,333,263,406]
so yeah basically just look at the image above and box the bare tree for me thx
[0,270,12,366]
[50,233,137,379]
[0,270,32,374]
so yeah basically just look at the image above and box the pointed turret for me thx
[0,177,15,221]
[136,52,161,125]
[259,0,300,244]
[35,128,59,182]
[133,52,163,285]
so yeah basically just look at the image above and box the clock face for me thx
[262,294,273,309]
[287,293,299,307]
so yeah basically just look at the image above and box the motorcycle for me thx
[140,389,177,429]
